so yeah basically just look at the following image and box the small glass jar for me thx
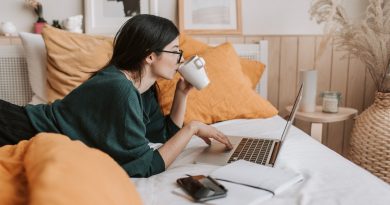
[320,91,341,113]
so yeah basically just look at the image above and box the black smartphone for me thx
[177,175,227,202]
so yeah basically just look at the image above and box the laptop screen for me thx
[279,83,303,142]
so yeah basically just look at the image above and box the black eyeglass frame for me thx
[157,49,183,64]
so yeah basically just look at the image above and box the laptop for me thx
[195,83,303,167]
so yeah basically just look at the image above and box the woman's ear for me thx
[145,52,156,65]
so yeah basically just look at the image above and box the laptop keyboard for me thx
[227,138,273,165]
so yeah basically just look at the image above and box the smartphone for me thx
[177,175,227,202]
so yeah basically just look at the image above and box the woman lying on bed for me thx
[0,14,232,177]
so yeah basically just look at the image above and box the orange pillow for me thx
[157,43,278,124]
[41,26,113,102]
[0,133,142,205]
[24,133,143,205]
[179,34,265,89]
[240,58,265,89]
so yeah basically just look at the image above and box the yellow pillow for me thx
[41,26,113,102]
[240,58,265,89]
[179,34,264,89]
[0,133,142,205]
[157,43,278,124]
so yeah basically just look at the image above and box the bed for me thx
[131,41,390,204]
[1,40,390,205]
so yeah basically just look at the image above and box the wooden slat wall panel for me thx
[343,58,366,156]
[263,37,281,108]
[279,37,299,117]
[327,48,349,153]
[364,69,377,110]
[295,36,317,134]
[314,36,332,143]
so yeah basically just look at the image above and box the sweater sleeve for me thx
[144,97,181,143]
[115,93,166,177]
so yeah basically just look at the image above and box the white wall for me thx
[0,0,83,33]
[242,0,367,35]
[0,0,366,35]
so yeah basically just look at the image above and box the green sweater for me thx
[25,65,180,177]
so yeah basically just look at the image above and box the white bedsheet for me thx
[133,116,390,205]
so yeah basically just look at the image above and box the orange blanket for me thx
[0,133,142,205]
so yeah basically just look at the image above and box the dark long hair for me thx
[109,14,179,81]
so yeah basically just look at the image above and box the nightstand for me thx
[285,105,358,142]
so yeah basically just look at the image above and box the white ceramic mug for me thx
[178,55,210,90]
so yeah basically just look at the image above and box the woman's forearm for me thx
[158,122,198,168]
[169,91,188,128]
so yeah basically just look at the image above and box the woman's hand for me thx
[158,120,232,168]
[190,121,233,150]
[175,77,193,96]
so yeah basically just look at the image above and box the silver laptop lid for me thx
[279,83,304,142]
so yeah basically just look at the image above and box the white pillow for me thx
[19,32,48,104]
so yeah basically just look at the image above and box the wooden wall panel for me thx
[263,37,281,108]
[279,37,299,117]
[295,36,316,134]
[327,48,349,153]
[364,69,377,110]
[343,58,366,156]
[314,37,332,143]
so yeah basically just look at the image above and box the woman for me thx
[0,14,232,177]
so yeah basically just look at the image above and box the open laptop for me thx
[195,83,303,167]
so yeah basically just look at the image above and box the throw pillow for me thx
[157,43,278,124]
[19,32,48,104]
[240,58,265,89]
[41,26,113,102]
[179,34,265,89]
[24,133,143,205]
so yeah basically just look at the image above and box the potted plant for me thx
[310,0,390,182]
[25,0,47,34]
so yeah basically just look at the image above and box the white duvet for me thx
[133,116,390,205]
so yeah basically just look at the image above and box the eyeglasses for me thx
[157,49,183,64]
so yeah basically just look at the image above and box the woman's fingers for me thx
[201,136,211,145]
[195,123,233,149]
[213,131,233,150]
